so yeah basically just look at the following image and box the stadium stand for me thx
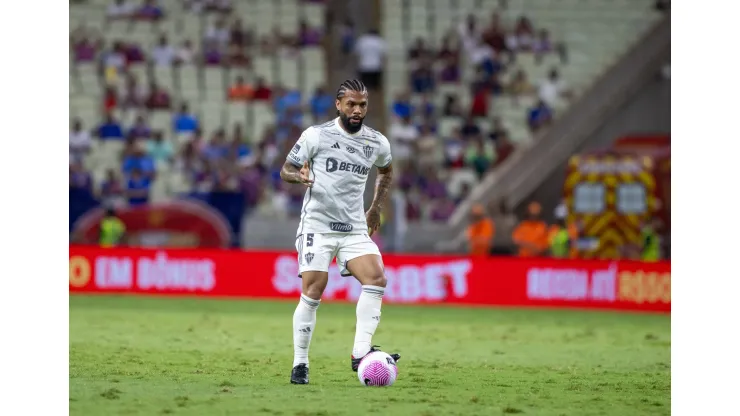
[69,0,328,238]
[379,0,664,222]
[69,0,666,250]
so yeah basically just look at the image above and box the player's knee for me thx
[303,283,324,300]
[301,274,327,300]
[365,273,387,288]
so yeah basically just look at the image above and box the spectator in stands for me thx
[151,34,175,66]
[481,13,508,56]
[470,78,491,117]
[69,160,93,192]
[145,82,171,109]
[129,115,152,139]
[70,119,92,159]
[538,68,571,107]
[309,86,333,121]
[298,20,322,47]
[173,103,199,134]
[507,16,535,52]
[202,40,223,65]
[354,29,386,91]
[121,74,146,110]
[391,91,412,120]
[273,87,303,127]
[230,18,251,47]
[389,115,419,162]
[107,0,135,20]
[408,38,434,62]
[508,69,535,100]
[410,57,435,94]
[341,20,355,55]
[416,125,438,170]
[430,199,456,222]
[126,41,147,64]
[512,202,549,257]
[437,32,460,62]
[103,86,118,113]
[147,131,174,164]
[135,0,164,21]
[101,41,127,84]
[203,129,229,161]
[126,168,152,206]
[71,26,101,62]
[458,14,482,60]
[527,99,553,132]
[226,41,250,67]
[444,128,465,169]
[96,114,125,140]
[175,40,196,65]
[238,158,263,206]
[442,94,463,117]
[465,139,496,179]
[229,132,251,162]
[252,77,272,101]
[192,162,215,196]
[532,29,553,55]
[177,140,202,175]
[99,169,126,207]
[489,73,505,96]
[418,167,447,201]
[418,94,436,120]
[460,115,481,139]
[123,141,156,179]
[439,56,460,83]
[488,117,508,142]
[213,166,240,192]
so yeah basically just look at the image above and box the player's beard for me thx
[339,113,364,134]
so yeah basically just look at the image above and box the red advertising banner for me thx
[69,246,670,313]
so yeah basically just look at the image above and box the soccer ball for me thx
[357,351,398,387]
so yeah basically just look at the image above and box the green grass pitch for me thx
[69,295,670,416]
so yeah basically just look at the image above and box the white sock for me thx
[352,285,385,358]
[293,294,320,367]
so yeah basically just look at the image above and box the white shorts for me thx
[295,233,382,277]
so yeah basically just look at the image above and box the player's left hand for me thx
[366,207,381,236]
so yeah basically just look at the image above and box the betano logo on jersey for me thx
[325,157,370,175]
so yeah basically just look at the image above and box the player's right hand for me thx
[299,161,314,187]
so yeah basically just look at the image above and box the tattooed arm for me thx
[280,161,314,187]
[366,163,393,236]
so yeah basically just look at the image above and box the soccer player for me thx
[280,79,401,385]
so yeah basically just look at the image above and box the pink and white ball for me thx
[357,351,399,387]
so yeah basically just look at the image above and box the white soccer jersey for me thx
[286,118,393,237]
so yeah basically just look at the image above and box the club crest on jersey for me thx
[363,145,374,159]
[304,252,314,265]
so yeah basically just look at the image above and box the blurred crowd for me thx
[70,0,577,228]
[69,0,329,218]
[343,8,571,222]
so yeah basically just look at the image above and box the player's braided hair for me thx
[336,79,368,100]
